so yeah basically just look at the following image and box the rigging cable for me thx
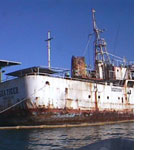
[0,85,46,114]
[82,34,93,68]
[83,34,93,56]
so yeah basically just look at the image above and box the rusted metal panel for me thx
[71,56,87,78]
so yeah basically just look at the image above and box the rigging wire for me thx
[0,85,46,114]
[106,52,124,60]
[82,33,93,68]
[83,34,93,56]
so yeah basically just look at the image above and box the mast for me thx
[92,8,101,69]
[91,9,110,70]
[45,31,53,69]
[48,31,51,69]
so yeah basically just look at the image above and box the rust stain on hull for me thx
[0,107,134,126]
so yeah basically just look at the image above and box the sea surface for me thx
[0,122,134,150]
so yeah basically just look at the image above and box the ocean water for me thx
[0,122,133,150]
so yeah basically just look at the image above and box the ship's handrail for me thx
[4,72,127,87]
[3,71,131,88]
[21,72,122,86]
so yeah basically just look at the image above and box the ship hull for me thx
[0,108,134,126]
[0,75,134,126]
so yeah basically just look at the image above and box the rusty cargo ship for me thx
[0,9,134,126]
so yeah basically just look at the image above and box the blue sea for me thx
[0,122,133,150]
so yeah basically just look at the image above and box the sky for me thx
[0,0,134,76]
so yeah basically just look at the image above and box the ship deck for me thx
[5,66,127,87]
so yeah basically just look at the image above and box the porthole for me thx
[45,81,50,85]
